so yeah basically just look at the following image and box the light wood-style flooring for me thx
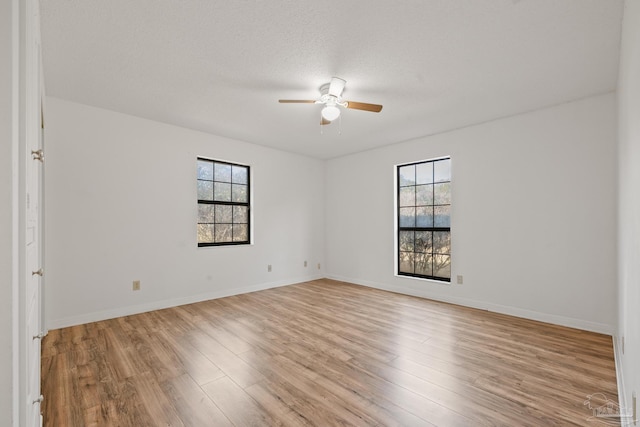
[41,279,618,426]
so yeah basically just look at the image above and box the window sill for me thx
[395,273,451,285]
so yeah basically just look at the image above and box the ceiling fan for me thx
[279,77,383,125]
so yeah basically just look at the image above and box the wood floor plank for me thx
[129,371,185,427]
[160,373,233,427]
[188,330,266,389]
[267,349,438,427]
[245,374,366,427]
[239,347,383,426]
[40,353,83,426]
[42,279,618,426]
[244,381,314,427]
[74,363,102,410]
[197,319,255,355]
[97,324,145,381]
[202,376,280,426]
[98,378,158,427]
[349,355,532,427]
[155,328,226,386]
[278,342,448,427]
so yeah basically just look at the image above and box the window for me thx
[197,158,250,246]
[397,157,451,281]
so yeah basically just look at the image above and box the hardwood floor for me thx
[41,279,618,426]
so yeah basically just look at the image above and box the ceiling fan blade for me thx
[345,101,383,113]
[278,99,317,103]
[320,117,332,125]
[328,77,346,97]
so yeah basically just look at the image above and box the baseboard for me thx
[613,335,632,426]
[325,274,615,335]
[49,272,615,336]
[47,274,324,329]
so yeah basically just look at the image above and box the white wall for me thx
[0,0,16,424]
[326,93,617,334]
[45,98,325,328]
[617,0,640,421]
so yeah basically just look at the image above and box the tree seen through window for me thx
[397,158,451,281]
[197,158,250,246]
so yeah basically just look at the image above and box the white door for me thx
[25,142,43,424]
[23,0,44,424]
[24,107,44,427]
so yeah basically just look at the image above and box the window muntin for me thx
[397,158,451,281]
[197,158,250,246]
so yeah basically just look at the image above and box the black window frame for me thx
[197,157,251,247]
[397,157,451,282]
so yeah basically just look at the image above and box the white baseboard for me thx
[613,335,633,427]
[47,274,323,329]
[50,272,615,336]
[325,274,615,335]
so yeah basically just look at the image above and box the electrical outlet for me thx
[268,264,272,272]
[457,275,463,285]
[304,260,307,267]
[317,263,321,270]
[132,280,140,291]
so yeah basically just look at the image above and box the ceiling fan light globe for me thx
[321,105,340,121]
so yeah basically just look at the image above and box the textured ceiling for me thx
[40,0,624,159]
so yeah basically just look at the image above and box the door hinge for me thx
[31,149,44,162]
[32,395,43,405]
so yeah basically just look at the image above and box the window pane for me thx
[231,184,248,203]
[233,224,248,241]
[415,231,432,253]
[399,231,414,252]
[434,159,451,183]
[399,252,414,274]
[215,224,233,242]
[434,183,451,205]
[198,204,215,223]
[198,159,250,247]
[415,185,433,206]
[434,205,450,228]
[416,162,433,185]
[197,160,213,180]
[434,254,451,279]
[197,180,213,201]
[399,207,416,227]
[197,224,215,243]
[399,165,415,186]
[233,206,248,224]
[416,206,434,227]
[215,205,233,223]
[214,182,231,202]
[399,187,415,207]
[232,165,248,184]
[433,231,451,254]
[397,157,450,281]
[415,253,433,276]
[214,163,232,182]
